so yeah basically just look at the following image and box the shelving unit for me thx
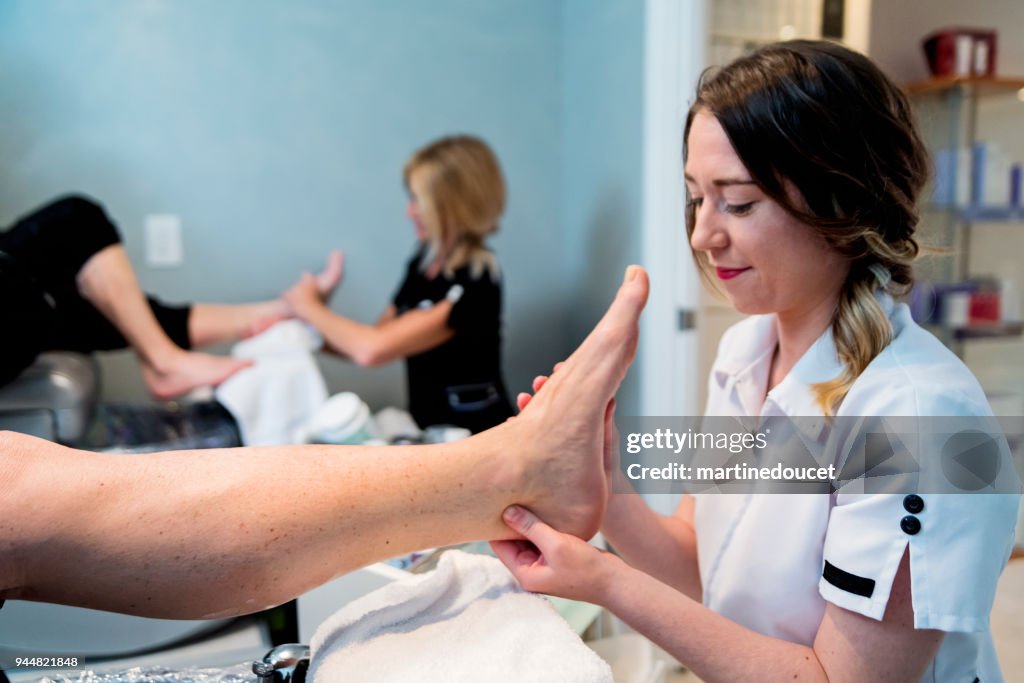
[911,79,1024,542]
[906,76,1024,97]
[905,76,1024,356]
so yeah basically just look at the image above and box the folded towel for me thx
[309,550,612,682]
[214,320,327,445]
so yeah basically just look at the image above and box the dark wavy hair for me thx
[684,40,930,415]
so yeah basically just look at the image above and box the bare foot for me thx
[141,350,253,400]
[315,250,344,301]
[483,265,649,540]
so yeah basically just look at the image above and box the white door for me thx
[639,0,707,514]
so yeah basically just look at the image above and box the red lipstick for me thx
[715,267,749,280]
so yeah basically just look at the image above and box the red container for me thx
[969,291,1001,324]
[922,28,997,78]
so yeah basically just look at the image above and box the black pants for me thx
[0,195,192,386]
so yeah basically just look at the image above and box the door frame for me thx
[640,0,706,418]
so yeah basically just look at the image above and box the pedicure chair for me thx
[0,352,99,444]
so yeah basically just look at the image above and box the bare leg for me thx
[0,267,649,618]
[189,250,346,345]
[188,301,290,347]
[75,244,251,399]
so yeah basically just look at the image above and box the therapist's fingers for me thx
[315,249,345,299]
[535,361,564,388]
[518,361,566,413]
[530,364,564,395]
[286,272,313,295]
[490,539,541,572]
[517,374,552,412]
[501,505,563,552]
[519,374,550,411]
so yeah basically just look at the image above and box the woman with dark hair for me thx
[497,41,1020,681]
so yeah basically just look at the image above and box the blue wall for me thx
[561,0,645,415]
[0,0,645,413]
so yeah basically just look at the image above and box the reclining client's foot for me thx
[484,266,648,540]
[141,349,251,400]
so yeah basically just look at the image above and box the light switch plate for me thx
[144,214,183,267]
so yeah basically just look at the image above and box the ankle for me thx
[464,423,529,508]
[140,345,187,375]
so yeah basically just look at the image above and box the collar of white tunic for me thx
[709,292,898,422]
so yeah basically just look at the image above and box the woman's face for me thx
[684,111,849,322]
[405,171,429,242]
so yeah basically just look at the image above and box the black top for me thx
[0,197,192,387]
[392,247,513,433]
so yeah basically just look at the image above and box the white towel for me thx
[214,320,327,446]
[309,550,613,683]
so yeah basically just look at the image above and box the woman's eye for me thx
[724,202,755,216]
[686,197,704,209]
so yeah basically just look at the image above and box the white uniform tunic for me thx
[696,296,1021,682]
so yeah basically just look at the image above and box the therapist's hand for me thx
[284,272,327,319]
[315,249,345,302]
[491,505,625,605]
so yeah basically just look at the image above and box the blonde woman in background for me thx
[284,135,514,433]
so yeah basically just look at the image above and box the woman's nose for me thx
[689,203,728,252]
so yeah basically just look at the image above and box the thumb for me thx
[502,505,560,550]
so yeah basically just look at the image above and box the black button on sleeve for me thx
[900,515,921,535]
[903,494,925,514]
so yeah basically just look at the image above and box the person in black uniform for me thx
[283,135,514,433]
[0,194,343,398]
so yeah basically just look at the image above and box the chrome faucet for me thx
[252,644,310,683]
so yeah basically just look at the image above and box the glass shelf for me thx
[924,321,1024,344]
[904,75,1024,97]
[925,204,1024,222]
[952,321,1024,340]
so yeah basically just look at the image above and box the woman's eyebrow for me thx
[683,173,755,186]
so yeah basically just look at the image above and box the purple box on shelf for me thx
[970,142,986,206]
[1011,164,1022,209]
[912,281,986,326]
